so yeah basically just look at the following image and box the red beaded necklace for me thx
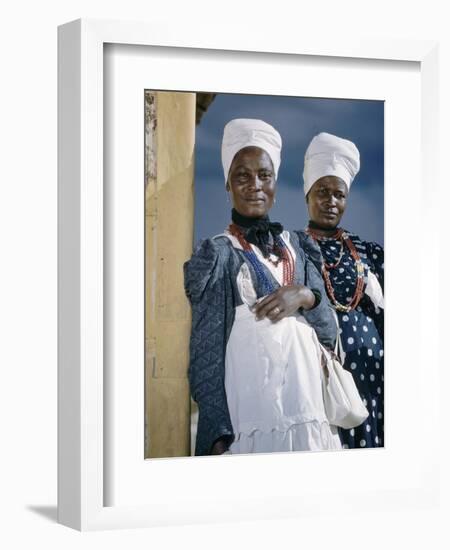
[229,223,295,286]
[306,227,365,313]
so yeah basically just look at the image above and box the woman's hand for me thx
[252,285,315,323]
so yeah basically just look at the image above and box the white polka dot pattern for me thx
[312,231,384,450]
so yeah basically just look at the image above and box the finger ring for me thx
[273,306,281,315]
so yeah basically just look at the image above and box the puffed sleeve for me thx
[184,238,235,455]
[364,241,384,343]
[366,241,384,291]
[290,231,337,350]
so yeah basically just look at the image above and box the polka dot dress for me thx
[317,233,384,449]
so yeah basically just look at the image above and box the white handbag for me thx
[320,345,369,429]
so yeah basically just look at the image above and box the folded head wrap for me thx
[303,132,360,196]
[221,118,282,184]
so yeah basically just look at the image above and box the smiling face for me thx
[306,176,348,229]
[226,146,276,218]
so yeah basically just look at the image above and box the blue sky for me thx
[194,93,384,246]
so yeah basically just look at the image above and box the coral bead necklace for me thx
[306,227,365,313]
[229,223,294,292]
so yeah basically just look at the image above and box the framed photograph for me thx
[58,18,440,530]
[142,88,385,461]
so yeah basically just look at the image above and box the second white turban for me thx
[303,132,360,195]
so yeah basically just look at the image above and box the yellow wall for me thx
[145,91,195,458]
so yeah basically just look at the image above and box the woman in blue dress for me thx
[295,132,384,449]
[184,120,340,456]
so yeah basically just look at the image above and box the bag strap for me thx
[331,309,346,364]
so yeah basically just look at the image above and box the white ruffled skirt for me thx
[225,305,341,455]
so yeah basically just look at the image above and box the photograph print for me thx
[144,90,384,459]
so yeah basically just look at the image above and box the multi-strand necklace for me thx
[306,227,364,313]
[228,223,294,294]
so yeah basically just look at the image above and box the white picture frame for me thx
[58,18,440,531]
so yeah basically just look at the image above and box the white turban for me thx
[303,132,360,196]
[221,118,282,183]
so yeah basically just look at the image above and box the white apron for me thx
[223,231,341,454]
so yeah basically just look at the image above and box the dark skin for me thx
[210,438,229,455]
[211,147,315,455]
[306,176,348,236]
[305,176,349,366]
[226,146,316,322]
[226,146,276,218]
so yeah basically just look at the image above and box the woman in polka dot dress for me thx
[296,132,384,449]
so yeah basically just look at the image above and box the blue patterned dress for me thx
[296,230,384,449]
